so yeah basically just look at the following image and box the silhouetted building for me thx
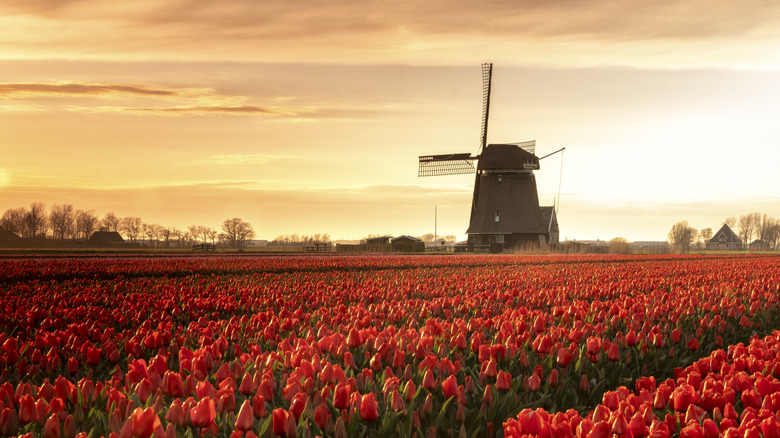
[707,224,742,251]
[88,231,125,247]
[0,226,21,247]
[750,239,769,251]
[391,235,425,252]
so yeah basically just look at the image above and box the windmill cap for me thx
[478,144,539,170]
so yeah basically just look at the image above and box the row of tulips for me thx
[0,254,778,436]
[505,329,780,437]
[0,253,720,283]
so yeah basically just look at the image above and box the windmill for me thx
[418,63,564,251]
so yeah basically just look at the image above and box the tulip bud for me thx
[528,373,541,392]
[579,374,590,393]
[333,417,347,438]
[483,385,493,406]
[235,400,254,431]
[422,393,433,417]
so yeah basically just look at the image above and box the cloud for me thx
[2,0,780,68]
[186,154,300,166]
[0,81,390,119]
[126,105,300,116]
[0,82,179,98]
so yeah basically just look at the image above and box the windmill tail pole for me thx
[538,147,565,160]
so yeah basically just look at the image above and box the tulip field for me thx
[1,254,780,438]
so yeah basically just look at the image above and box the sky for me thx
[2,0,780,242]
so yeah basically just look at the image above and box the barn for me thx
[707,224,743,251]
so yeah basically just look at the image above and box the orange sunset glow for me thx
[3,0,780,241]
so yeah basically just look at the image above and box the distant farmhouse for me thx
[0,226,22,247]
[391,235,424,252]
[88,231,125,247]
[707,224,743,251]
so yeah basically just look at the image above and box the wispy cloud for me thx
[126,105,304,116]
[2,0,780,68]
[0,82,180,98]
[186,154,299,166]
[0,81,386,119]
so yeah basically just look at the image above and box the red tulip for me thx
[556,348,573,367]
[347,328,361,348]
[43,414,60,438]
[0,408,19,436]
[548,369,558,387]
[314,402,331,429]
[252,394,267,418]
[579,374,590,393]
[586,337,601,355]
[333,382,350,410]
[496,370,511,391]
[235,400,254,431]
[63,414,76,438]
[602,391,619,411]
[516,409,542,434]
[132,407,162,438]
[289,393,307,422]
[625,330,638,347]
[702,419,718,438]
[165,399,187,427]
[607,343,620,361]
[528,373,541,392]
[189,397,216,428]
[272,408,289,436]
[18,394,39,424]
[360,393,379,421]
[85,346,102,366]
[678,422,703,438]
[671,384,696,411]
[441,375,458,399]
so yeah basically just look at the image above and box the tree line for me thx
[1,202,256,248]
[668,212,780,253]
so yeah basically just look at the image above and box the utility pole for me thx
[434,205,438,242]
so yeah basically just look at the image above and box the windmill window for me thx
[495,211,500,223]
[498,175,502,183]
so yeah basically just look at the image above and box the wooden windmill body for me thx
[418,64,562,251]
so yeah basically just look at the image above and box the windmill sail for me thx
[418,153,476,177]
[479,63,493,152]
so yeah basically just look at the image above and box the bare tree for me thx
[49,204,75,241]
[608,237,630,254]
[101,212,121,232]
[170,227,184,247]
[758,215,780,249]
[144,223,159,247]
[187,225,203,243]
[206,228,218,244]
[75,210,99,240]
[668,220,697,253]
[221,218,256,249]
[312,233,331,243]
[158,226,172,247]
[1,207,28,237]
[443,235,458,242]
[724,217,736,228]
[737,212,762,245]
[420,233,436,242]
[25,202,48,238]
[121,217,143,242]
[698,227,713,250]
